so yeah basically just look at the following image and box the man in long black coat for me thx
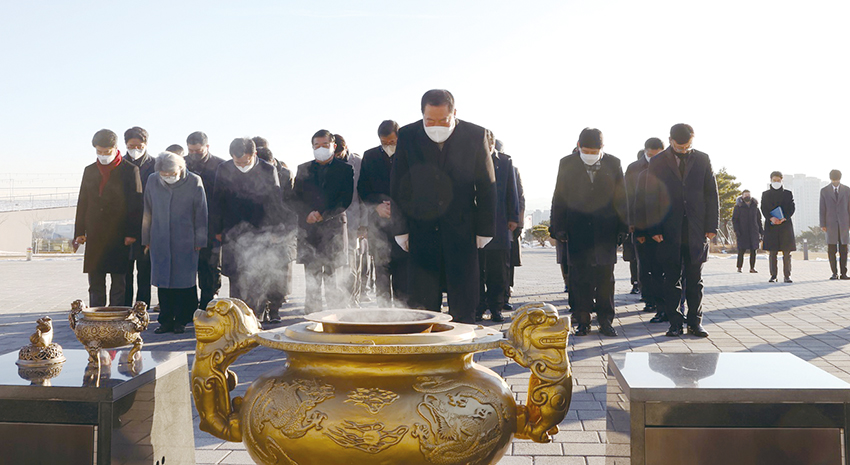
[210,137,287,320]
[506,155,525,309]
[358,120,409,307]
[74,129,143,307]
[626,138,665,314]
[761,171,796,283]
[295,130,354,314]
[476,131,519,323]
[732,190,763,273]
[550,128,627,337]
[123,126,156,307]
[390,89,496,324]
[186,131,226,310]
[640,124,718,338]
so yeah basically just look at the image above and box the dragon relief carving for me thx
[325,420,409,453]
[345,387,400,414]
[411,376,505,465]
[500,302,572,443]
[192,298,261,442]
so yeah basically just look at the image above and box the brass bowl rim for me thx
[305,308,453,327]
[16,356,66,368]
[79,307,137,320]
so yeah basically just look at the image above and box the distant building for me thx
[771,174,828,236]
[531,209,551,226]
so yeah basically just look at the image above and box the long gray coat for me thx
[142,172,208,289]
[820,183,850,245]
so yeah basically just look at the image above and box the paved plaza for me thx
[2,248,850,464]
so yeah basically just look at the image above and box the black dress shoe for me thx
[502,303,513,311]
[784,277,793,283]
[737,267,742,273]
[769,277,777,283]
[841,275,850,280]
[831,274,840,280]
[630,284,641,294]
[490,311,505,323]
[154,325,173,334]
[564,285,569,293]
[650,312,668,323]
[574,325,590,336]
[173,325,186,334]
[642,304,656,312]
[474,313,484,322]
[599,324,618,337]
[665,326,684,337]
[687,324,709,337]
[750,268,758,273]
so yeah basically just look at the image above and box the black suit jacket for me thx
[640,147,719,263]
[358,145,394,235]
[484,152,519,250]
[75,157,143,274]
[550,153,627,266]
[126,152,156,260]
[293,158,353,265]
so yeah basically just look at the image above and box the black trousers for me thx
[124,248,151,306]
[636,240,663,307]
[569,263,615,326]
[478,249,509,314]
[373,233,409,307]
[408,244,478,325]
[88,273,126,307]
[737,249,757,270]
[197,246,222,310]
[828,242,848,276]
[157,286,198,328]
[660,244,704,328]
[629,260,639,286]
[304,262,346,314]
[769,250,792,279]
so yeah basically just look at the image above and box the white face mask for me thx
[127,148,144,160]
[313,146,334,162]
[236,160,255,173]
[382,144,396,157]
[423,119,455,144]
[771,181,782,190]
[161,174,179,184]
[580,150,603,165]
[97,152,117,165]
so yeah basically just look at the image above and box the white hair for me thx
[155,151,186,174]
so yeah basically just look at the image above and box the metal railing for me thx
[0,192,77,212]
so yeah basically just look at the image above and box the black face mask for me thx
[743,196,751,202]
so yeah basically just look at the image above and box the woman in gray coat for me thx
[142,152,208,333]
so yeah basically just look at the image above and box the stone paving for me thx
[2,249,850,464]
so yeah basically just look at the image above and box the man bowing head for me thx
[390,89,497,324]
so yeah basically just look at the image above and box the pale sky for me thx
[1,0,848,210]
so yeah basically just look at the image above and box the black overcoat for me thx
[732,196,763,251]
[510,165,525,267]
[74,157,143,273]
[623,155,650,261]
[640,148,719,264]
[209,160,287,276]
[390,119,496,314]
[358,145,406,259]
[126,152,156,261]
[483,152,519,251]
[550,153,628,266]
[293,158,353,266]
[761,187,796,252]
[187,153,226,245]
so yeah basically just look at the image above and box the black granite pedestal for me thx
[609,353,850,465]
[0,349,195,465]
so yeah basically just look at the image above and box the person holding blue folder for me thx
[761,171,796,283]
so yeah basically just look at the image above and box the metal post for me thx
[803,238,809,261]
[26,247,32,261]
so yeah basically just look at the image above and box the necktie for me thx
[676,154,687,178]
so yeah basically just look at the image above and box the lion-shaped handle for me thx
[500,302,572,443]
[127,301,150,332]
[69,299,86,330]
[192,298,261,442]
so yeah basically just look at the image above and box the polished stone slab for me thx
[609,352,850,402]
[0,349,195,465]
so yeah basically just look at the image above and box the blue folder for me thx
[770,206,784,220]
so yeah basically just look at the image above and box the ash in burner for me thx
[307,309,453,334]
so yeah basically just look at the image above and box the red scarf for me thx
[97,150,123,196]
